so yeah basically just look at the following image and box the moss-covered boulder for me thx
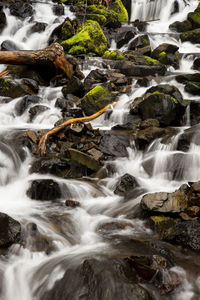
[61,18,76,40]
[110,0,128,22]
[187,2,200,29]
[180,28,200,43]
[102,50,124,60]
[169,20,192,32]
[80,85,114,115]
[0,78,37,99]
[86,5,119,27]
[144,56,159,65]
[61,20,107,56]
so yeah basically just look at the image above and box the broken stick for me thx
[37,101,119,156]
[0,43,73,79]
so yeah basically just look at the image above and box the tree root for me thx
[37,101,119,156]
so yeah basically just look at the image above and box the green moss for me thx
[152,91,161,95]
[110,0,128,22]
[61,18,74,40]
[103,50,124,60]
[188,11,200,27]
[159,51,166,59]
[81,85,112,115]
[86,5,119,25]
[151,216,170,222]
[145,56,159,65]
[86,13,107,25]
[61,20,107,56]
[68,45,87,54]
[170,96,178,104]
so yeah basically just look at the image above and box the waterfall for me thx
[0,0,199,299]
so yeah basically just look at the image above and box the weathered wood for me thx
[37,101,119,156]
[0,43,73,78]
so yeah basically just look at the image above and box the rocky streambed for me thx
[0,0,200,299]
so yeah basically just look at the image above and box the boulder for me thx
[8,0,33,18]
[180,29,200,43]
[114,173,138,197]
[146,84,183,103]
[0,78,37,99]
[1,40,21,51]
[193,57,200,70]
[85,4,120,27]
[99,132,130,157]
[163,220,200,251]
[28,105,49,122]
[185,81,200,95]
[42,257,153,300]
[68,148,100,171]
[137,93,185,126]
[62,76,84,98]
[135,127,167,150]
[110,0,128,22]
[61,20,107,56]
[151,43,179,59]
[0,213,21,248]
[80,85,114,115]
[84,69,107,92]
[15,95,41,116]
[116,30,135,48]
[141,184,189,213]
[28,22,47,35]
[30,156,89,178]
[102,50,124,60]
[114,61,166,77]
[26,179,61,201]
[0,5,6,32]
[169,20,192,32]
[128,34,150,50]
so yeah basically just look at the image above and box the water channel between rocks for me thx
[0,0,200,299]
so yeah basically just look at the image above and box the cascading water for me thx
[0,0,200,299]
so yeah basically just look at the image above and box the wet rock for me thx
[193,57,200,71]
[141,184,189,213]
[55,97,69,109]
[169,20,192,32]
[180,28,200,44]
[65,199,80,207]
[0,78,37,99]
[149,216,178,239]
[68,148,100,171]
[0,5,6,32]
[80,85,114,116]
[137,93,185,126]
[6,65,45,84]
[15,95,41,116]
[8,0,33,18]
[87,147,103,161]
[99,132,130,157]
[97,220,133,234]
[114,173,138,197]
[30,156,89,178]
[175,73,200,83]
[53,4,64,16]
[185,81,200,95]
[128,34,150,50]
[135,127,167,150]
[28,22,47,35]
[26,179,61,201]
[163,220,200,251]
[62,76,84,98]
[177,124,200,151]
[116,30,135,48]
[1,40,21,51]
[42,257,153,300]
[147,84,184,103]
[84,69,107,93]
[24,222,55,253]
[189,101,200,126]
[0,212,21,248]
[151,43,179,59]
[139,118,160,129]
[114,60,166,77]
[29,105,49,122]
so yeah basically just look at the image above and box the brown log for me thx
[0,43,73,79]
[37,101,119,156]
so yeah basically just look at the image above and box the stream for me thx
[0,0,200,299]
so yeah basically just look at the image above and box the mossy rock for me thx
[169,20,192,32]
[80,85,114,115]
[0,78,36,98]
[188,11,200,28]
[110,0,128,22]
[144,56,159,65]
[61,20,107,56]
[61,18,76,40]
[68,148,100,171]
[103,50,124,60]
[86,5,119,26]
[149,215,177,239]
[180,28,200,43]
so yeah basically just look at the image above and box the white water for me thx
[0,0,199,299]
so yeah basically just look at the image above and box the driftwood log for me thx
[37,101,119,156]
[0,42,73,78]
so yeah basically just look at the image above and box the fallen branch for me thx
[0,69,10,79]
[37,101,119,156]
[0,43,73,79]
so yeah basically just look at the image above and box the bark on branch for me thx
[0,43,73,79]
[37,101,119,156]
